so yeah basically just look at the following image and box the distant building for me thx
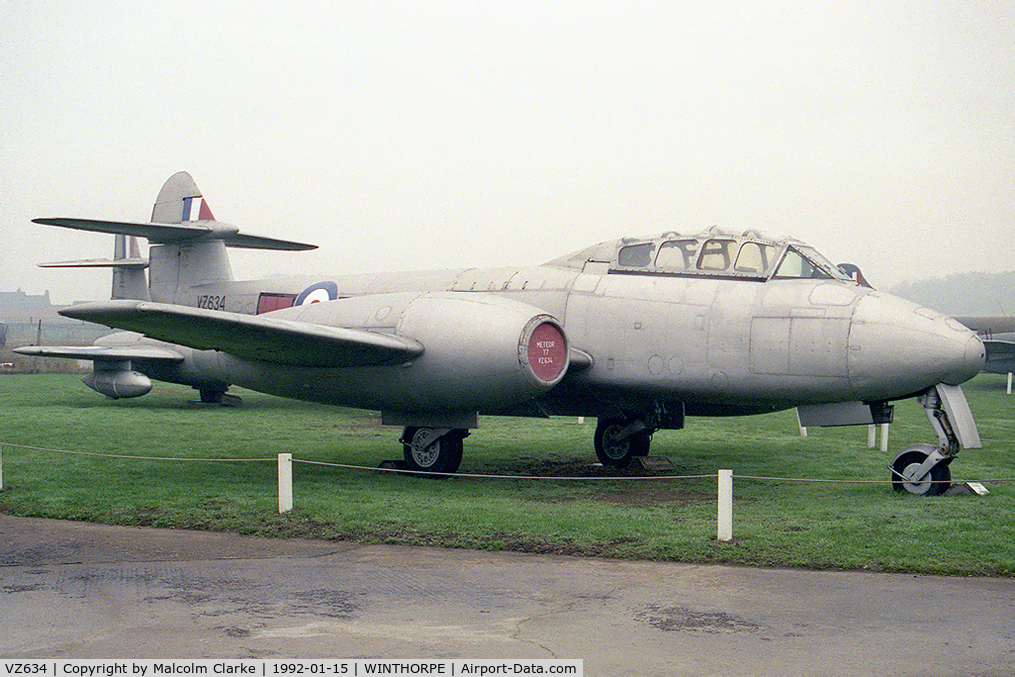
[0,289,109,347]
[0,288,62,323]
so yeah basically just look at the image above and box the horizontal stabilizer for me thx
[14,345,184,362]
[59,300,424,368]
[223,233,319,250]
[39,258,148,269]
[33,218,317,251]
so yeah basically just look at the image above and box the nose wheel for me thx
[891,443,952,496]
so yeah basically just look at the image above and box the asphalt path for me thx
[1,514,1013,675]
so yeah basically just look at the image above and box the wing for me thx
[13,345,184,362]
[955,316,1015,374]
[58,300,424,368]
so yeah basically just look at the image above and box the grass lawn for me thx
[1,373,1013,576]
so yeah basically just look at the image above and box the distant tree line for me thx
[890,271,1015,317]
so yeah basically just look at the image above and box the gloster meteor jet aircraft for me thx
[19,172,986,495]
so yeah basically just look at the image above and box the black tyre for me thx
[891,446,951,496]
[594,418,651,468]
[402,427,464,476]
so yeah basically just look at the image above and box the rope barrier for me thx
[4,440,1009,539]
[734,474,1015,484]
[292,457,716,481]
[3,441,1013,485]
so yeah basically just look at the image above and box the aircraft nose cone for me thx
[960,333,987,381]
[848,292,985,401]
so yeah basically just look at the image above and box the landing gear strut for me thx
[400,427,468,476]
[891,385,978,496]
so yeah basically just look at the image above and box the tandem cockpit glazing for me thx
[605,230,856,283]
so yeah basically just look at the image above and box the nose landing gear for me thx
[593,402,684,468]
[890,385,981,496]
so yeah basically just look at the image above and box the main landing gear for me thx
[197,388,242,407]
[593,403,683,468]
[400,427,469,475]
[594,418,652,468]
[890,385,980,496]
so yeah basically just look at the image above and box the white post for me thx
[1008,372,1012,395]
[278,453,292,514]
[717,469,733,542]
[577,416,585,424]
[795,409,807,437]
[879,423,890,453]
[867,425,877,449]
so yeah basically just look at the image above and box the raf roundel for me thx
[295,281,338,306]
[526,321,568,384]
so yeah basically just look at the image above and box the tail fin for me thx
[147,171,234,298]
[34,172,316,304]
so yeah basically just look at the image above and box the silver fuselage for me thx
[129,250,983,424]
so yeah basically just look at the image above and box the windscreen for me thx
[774,246,853,281]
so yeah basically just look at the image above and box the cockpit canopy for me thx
[550,229,854,283]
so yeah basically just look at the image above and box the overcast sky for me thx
[2,1,1012,304]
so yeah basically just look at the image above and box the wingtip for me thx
[58,299,141,320]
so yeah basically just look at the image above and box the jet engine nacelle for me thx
[391,293,571,411]
[242,292,572,414]
[82,364,153,399]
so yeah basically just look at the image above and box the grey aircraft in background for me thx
[953,317,1015,375]
[18,172,985,495]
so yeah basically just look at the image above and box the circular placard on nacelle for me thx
[526,320,568,384]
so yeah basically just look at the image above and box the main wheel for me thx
[199,389,225,404]
[594,418,651,468]
[402,427,464,476]
[891,444,952,496]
